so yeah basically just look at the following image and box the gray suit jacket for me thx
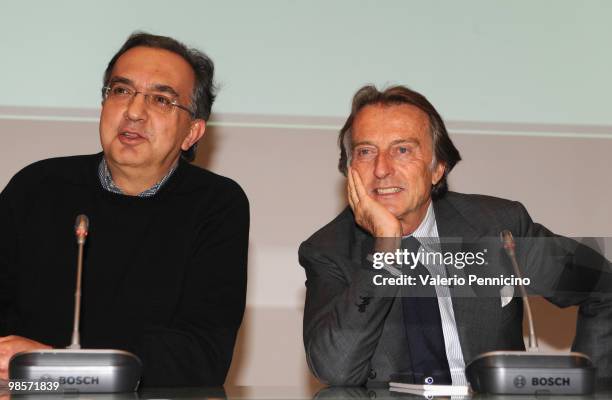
[299,192,612,386]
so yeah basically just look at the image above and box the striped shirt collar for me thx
[407,201,438,241]
[98,157,178,198]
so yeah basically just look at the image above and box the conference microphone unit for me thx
[465,230,596,395]
[8,214,142,393]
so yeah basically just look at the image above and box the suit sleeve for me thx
[513,202,612,383]
[299,239,399,386]
[132,182,249,387]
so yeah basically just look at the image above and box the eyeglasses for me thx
[102,84,195,118]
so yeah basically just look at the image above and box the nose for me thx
[125,92,148,121]
[374,153,393,179]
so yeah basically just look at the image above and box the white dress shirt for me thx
[408,202,468,386]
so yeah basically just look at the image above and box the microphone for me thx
[500,230,537,351]
[465,230,596,395]
[74,214,89,245]
[8,214,142,393]
[68,214,88,350]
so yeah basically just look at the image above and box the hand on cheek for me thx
[347,167,402,238]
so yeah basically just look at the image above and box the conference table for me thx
[3,385,612,399]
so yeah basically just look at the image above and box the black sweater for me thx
[0,153,249,387]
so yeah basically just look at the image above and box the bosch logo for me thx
[532,377,570,386]
[513,375,526,388]
[58,376,100,385]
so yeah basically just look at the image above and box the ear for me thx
[431,161,446,185]
[181,119,206,151]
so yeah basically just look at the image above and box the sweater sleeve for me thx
[0,176,19,335]
[132,180,249,387]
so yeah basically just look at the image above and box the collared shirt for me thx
[98,158,177,197]
[377,203,468,385]
[409,202,468,386]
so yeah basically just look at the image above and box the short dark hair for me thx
[103,32,216,162]
[338,85,461,199]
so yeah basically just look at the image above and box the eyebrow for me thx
[352,138,419,148]
[151,84,180,98]
[108,76,180,98]
[109,76,133,86]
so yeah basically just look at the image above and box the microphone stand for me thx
[465,230,595,395]
[8,214,142,393]
[68,214,88,350]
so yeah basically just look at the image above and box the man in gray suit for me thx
[299,85,612,387]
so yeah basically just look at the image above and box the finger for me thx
[0,354,9,375]
[346,182,355,210]
[0,342,12,356]
[347,168,360,206]
[351,168,369,200]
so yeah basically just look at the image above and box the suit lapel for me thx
[433,196,501,364]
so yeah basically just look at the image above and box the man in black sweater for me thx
[0,33,249,387]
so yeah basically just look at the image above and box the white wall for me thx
[1,1,611,123]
